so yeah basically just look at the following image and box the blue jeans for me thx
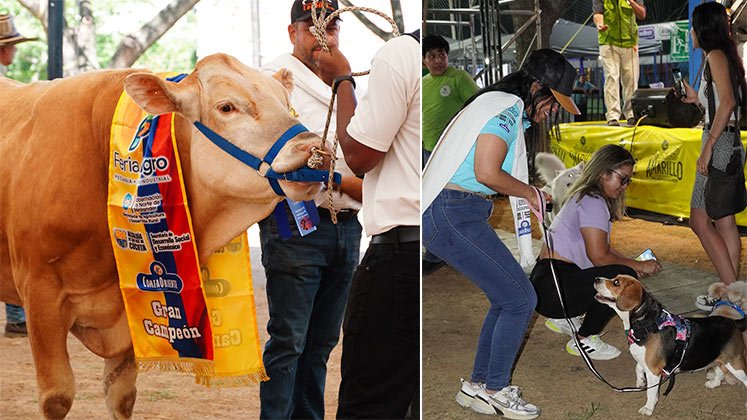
[423,189,537,391]
[258,209,361,420]
[5,303,25,324]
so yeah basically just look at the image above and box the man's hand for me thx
[318,47,352,87]
[596,23,608,32]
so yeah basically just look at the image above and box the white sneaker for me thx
[470,386,540,419]
[695,294,720,312]
[566,334,621,360]
[544,316,583,336]
[456,378,483,408]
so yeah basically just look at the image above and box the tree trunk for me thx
[508,0,569,65]
[75,0,100,72]
[108,0,201,68]
[18,0,203,74]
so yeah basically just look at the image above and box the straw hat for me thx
[0,13,38,46]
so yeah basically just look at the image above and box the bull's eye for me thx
[218,103,234,113]
[613,279,620,287]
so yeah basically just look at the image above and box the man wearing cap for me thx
[256,1,363,419]
[0,12,36,337]
[318,27,421,419]
[422,49,579,419]
[594,0,646,126]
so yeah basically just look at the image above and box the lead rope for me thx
[307,2,400,223]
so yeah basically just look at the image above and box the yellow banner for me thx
[108,78,266,386]
[550,122,747,226]
[201,235,268,386]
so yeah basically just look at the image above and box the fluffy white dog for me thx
[535,152,584,222]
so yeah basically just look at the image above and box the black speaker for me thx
[631,88,703,128]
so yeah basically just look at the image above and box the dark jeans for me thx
[530,259,637,337]
[258,210,362,420]
[337,240,420,419]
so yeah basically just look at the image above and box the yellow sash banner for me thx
[107,77,266,386]
[550,122,747,226]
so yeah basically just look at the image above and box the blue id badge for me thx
[286,198,317,237]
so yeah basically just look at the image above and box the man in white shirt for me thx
[319,30,421,419]
[257,2,363,419]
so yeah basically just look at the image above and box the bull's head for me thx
[123,53,328,204]
[122,54,332,259]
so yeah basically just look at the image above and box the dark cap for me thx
[522,49,580,115]
[291,0,339,23]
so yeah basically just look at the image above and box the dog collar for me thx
[712,300,747,318]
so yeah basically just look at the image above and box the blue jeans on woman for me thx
[258,210,362,419]
[423,189,537,391]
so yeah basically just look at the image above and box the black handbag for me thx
[703,61,747,219]
[705,148,747,219]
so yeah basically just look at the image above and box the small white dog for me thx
[534,152,584,222]
[704,281,747,387]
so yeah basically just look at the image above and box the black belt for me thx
[318,207,359,222]
[704,123,738,133]
[370,226,420,245]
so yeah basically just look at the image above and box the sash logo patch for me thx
[129,115,154,153]
[136,261,184,293]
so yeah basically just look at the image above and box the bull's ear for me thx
[124,73,196,118]
[273,68,294,93]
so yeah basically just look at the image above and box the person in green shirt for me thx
[422,34,479,165]
[421,35,480,275]
[593,0,646,126]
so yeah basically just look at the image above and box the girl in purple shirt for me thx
[530,145,661,360]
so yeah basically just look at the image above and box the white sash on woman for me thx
[422,91,536,267]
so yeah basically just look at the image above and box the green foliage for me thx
[3,0,198,82]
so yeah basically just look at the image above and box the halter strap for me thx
[193,121,340,196]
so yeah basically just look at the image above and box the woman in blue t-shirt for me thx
[423,49,580,419]
[530,145,661,360]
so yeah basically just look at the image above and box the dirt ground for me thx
[0,289,342,419]
[424,197,747,419]
[2,198,747,419]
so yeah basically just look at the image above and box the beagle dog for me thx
[593,275,747,416]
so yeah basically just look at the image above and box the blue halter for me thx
[193,122,340,196]
[168,73,340,197]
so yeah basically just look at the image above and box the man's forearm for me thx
[335,80,385,175]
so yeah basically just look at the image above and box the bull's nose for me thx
[306,144,334,170]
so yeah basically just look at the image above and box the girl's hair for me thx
[461,68,557,175]
[562,144,635,221]
[692,2,747,110]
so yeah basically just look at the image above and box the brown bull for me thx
[0,53,328,419]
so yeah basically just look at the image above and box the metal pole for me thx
[496,0,503,79]
[535,0,542,49]
[488,0,496,83]
[252,0,260,67]
[470,13,478,78]
[480,0,491,85]
[48,0,64,79]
